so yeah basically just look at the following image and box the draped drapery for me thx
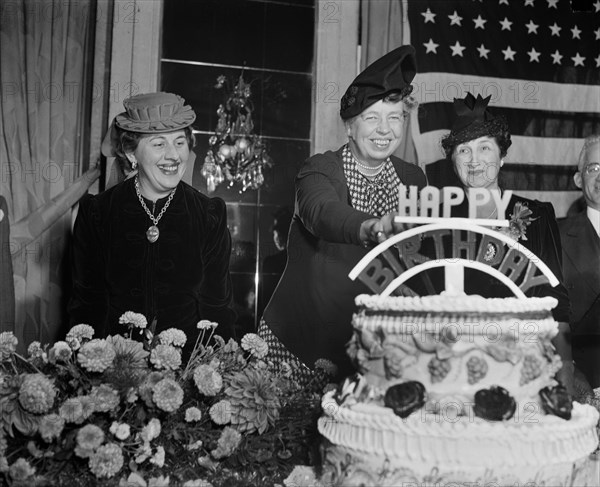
[0,0,98,346]
[360,0,419,167]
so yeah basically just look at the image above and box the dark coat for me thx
[262,147,427,375]
[68,178,236,348]
[559,210,600,387]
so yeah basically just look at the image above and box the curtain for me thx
[0,0,96,347]
[360,0,418,166]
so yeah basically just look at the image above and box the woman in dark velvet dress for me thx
[429,92,574,394]
[259,46,427,381]
[69,93,236,353]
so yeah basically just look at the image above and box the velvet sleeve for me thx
[295,154,372,245]
[525,201,570,323]
[198,197,236,340]
[68,194,109,330]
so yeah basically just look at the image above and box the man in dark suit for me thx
[559,135,600,388]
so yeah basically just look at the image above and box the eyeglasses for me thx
[583,162,600,175]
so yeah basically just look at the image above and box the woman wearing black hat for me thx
[436,92,574,394]
[259,46,427,381]
[69,92,236,352]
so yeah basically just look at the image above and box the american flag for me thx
[406,0,600,217]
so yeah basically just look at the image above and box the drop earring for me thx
[131,161,138,170]
[500,159,504,167]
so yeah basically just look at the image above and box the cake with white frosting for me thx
[318,293,600,486]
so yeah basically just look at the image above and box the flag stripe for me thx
[412,73,600,114]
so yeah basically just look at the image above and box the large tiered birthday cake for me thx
[318,293,599,486]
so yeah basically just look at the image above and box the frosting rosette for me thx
[383,381,426,418]
[539,385,573,420]
[473,385,516,421]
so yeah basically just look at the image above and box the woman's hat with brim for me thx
[101,92,196,156]
[339,45,417,120]
[441,93,509,157]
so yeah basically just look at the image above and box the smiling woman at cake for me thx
[258,46,427,382]
[437,92,574,393]
[68,92,236,354]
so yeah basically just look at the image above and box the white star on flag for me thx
[550,49,563,64]
[524,0,535,5]
[473,15,487,29]
[549,23,561,36]
[498,0,509,4]
[448,11,463,26]
[423,38,439,54]
[525,20,539,34]
[477,44,490,58]
[450,41,466,57]
[595,54,600,68]
[571,53,585,67]
[421,8,436,23]
[527,48,541,62]
[547,0,559,7]
[499,17,513,31]
[502,46,516,60]
[571,26,582,39]
[595,28,600,41]
[595,1,600,12]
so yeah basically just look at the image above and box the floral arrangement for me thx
[202,74,272,193]
[484,202,537,262]
[0,314,335,486]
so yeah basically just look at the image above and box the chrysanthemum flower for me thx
[119,311,147,329]
[76,424,105,451]
[225,367,280,434]
[241,333,268,359]
[0,332,18,361]
[59,397,86,424]
[185,406,202,422]
[158,328,187,348]
[90,384,120,413]
[209,400,232,425]
[109,421,131,440]
[18,373,57,414]
[193,364,223,396]
[210,426,242,459]
[38,414,65,443]
[88,443,124,479]
[150,344,182,371]
[106,335,149,371]
[197,320,217,330]
[183,480,214,487]
[49,341,72,362]
[8,458,35,481]
[77,339,116,372]
[66,324,95,346]
[140,418,161,443]
[152,378,184,412]
[27,341,44,360]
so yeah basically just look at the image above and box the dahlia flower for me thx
[197,320,217,330]
[185,406,202,422]
[106,335,149,371]
[140,418,161,443]
[109,421,131,440]
[119,311,148,329]
[210,426,242,459]
[150,344,182,370]
[27,341,45,360]
[193,364,223,396]
[150,445,165,467]
[152,378,184,412]
[49,341,72,362]
[183,480,214,487]
[241,333,268,359]
[66,324,95,345]
[76,424,105,451]
[38,414,65,443]
[59,397,86,424]
[8,458,35,481]
[77,339,116,372]
[158,328,187,348]
[90,384,120,413]
[88,443,124,478]
[18,373,57,414]
[225,367,280,434]
[209,400,232,425]
[0,332,18,361]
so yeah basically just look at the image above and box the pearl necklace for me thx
[135,177,177,243]
[354,158,386,171]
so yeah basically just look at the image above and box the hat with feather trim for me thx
[101,92,196,156]
[339,45,417,120]
[441,93,511,157]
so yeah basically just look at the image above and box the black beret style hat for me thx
[339,45,417,120]
[441,92,511,157]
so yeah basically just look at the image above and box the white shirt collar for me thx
[586,206,600,238]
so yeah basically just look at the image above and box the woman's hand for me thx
[360,213,412,246]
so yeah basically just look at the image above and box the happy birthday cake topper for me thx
[349,185,559,298]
